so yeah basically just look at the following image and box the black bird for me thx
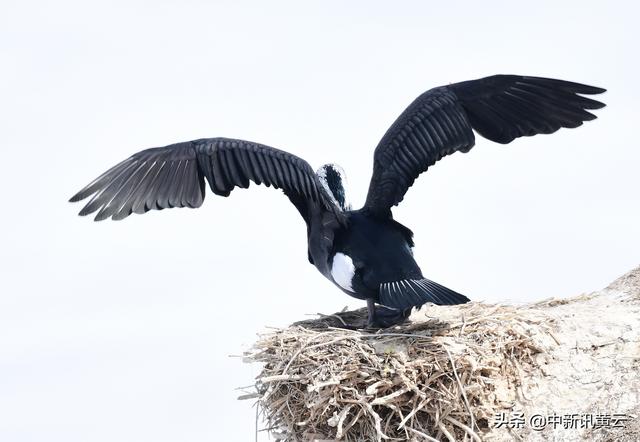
[70,75,605,327]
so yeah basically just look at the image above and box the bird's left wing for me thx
[363,75,606,216]
[70,137,340,221]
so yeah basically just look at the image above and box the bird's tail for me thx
[379,278,470,311]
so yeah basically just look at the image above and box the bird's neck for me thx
[317,164,351,211]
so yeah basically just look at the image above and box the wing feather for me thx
[364,75,605,215]
[70,138,340,221]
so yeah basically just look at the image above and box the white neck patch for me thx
[331,253,355,292]
[316,164,351,211]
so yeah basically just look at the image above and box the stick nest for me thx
[242,302,556,441]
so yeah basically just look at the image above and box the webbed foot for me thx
[366,299,411,329]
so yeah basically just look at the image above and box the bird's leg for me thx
[367,301,412,328]
[366,298,377,328]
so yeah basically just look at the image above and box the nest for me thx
[242,302,556,441]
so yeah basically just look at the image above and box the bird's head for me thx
[316,163,351,211]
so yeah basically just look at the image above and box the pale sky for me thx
[1,1,638,441]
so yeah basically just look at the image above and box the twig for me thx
[444,345,476,434]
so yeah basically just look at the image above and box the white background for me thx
[1,1,638,441]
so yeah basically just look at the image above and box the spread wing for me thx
[363,75,606,216]
[70,137,341,222]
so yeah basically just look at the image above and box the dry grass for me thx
[242,302,555,441]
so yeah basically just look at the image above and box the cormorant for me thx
[70,75,606,327]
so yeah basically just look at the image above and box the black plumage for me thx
[70,138,342,223]
[70,74,606,328]
[364,75,605,215]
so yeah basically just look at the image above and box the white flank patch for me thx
[331,253,355,292]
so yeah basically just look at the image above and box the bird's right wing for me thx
[70,137,342,222]
[363,75,606,216]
